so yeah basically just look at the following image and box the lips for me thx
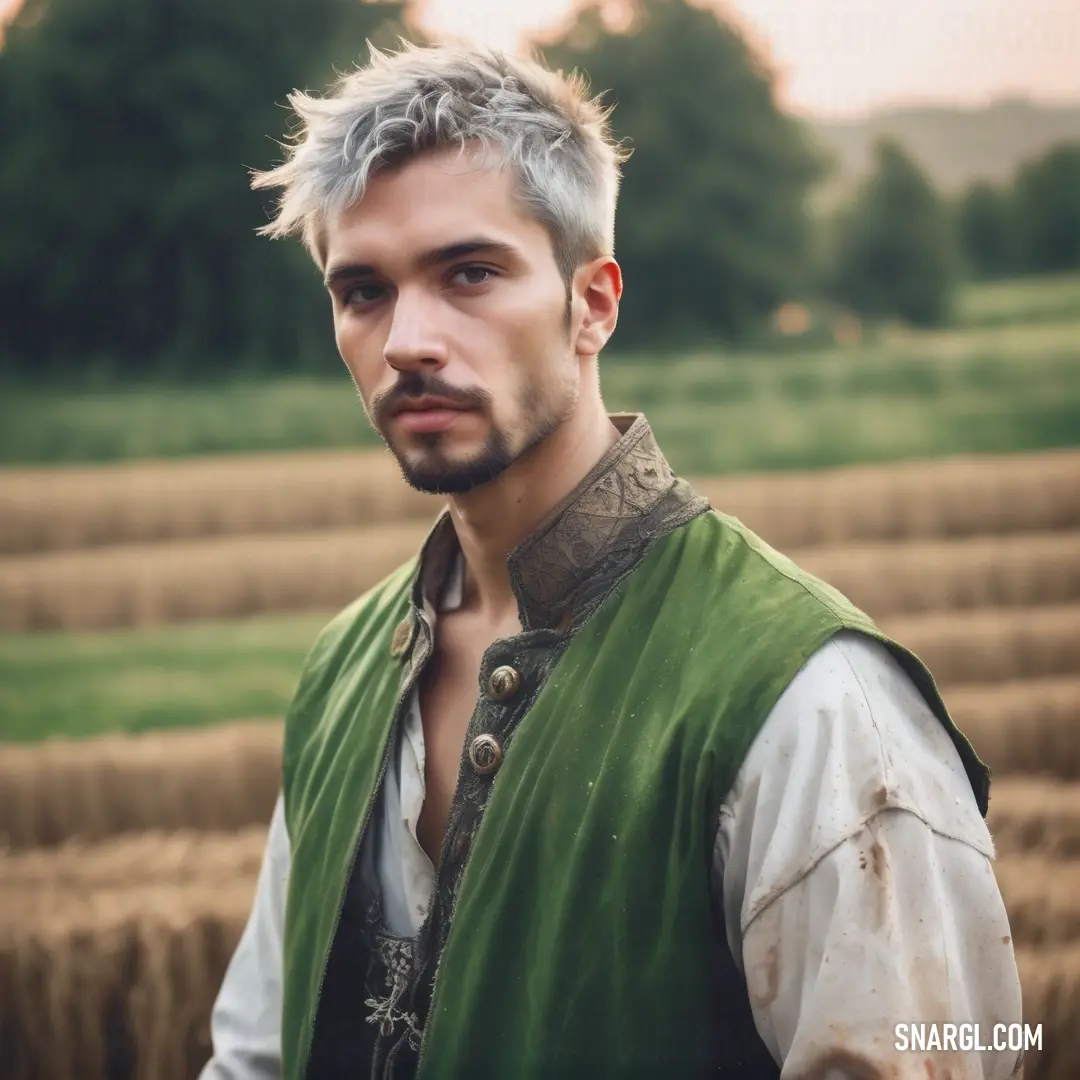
[395,407,471,434]
[393,396,471,415]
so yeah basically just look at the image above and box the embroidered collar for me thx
[408,412,709,633]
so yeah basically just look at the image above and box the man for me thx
[201,42,1022,1080]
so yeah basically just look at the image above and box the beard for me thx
[370,366,577,496]
[395,423,518,494]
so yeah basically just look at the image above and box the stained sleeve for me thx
[198,792,289,1080]
[711,631,1024,1078]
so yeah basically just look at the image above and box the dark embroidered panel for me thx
[373,624,572,1077]
[306,414,711,1080]
[360,895,426,1078]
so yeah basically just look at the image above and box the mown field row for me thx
[6,916,1075,1079]
[0,721,282,849]
[3,846,1078,958]
[1,778,1078,885]
[2,678,1079,851]
[1,828,1077,1080]
[1,829,268,914]
[4,523,1080,632]
[0,880,252,1080]
[4,446,1078,555]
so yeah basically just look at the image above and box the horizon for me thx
[419,0,1080,122]
[811,92,1080,126]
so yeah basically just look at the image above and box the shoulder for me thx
[716,631,994,932]
[672,510,876,637]
[285,556,417,727]
[306,556,416,668]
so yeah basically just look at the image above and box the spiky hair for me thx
[251,40,629,282]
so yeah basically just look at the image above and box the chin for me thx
[400,458,513,495]
[395,438,517,496]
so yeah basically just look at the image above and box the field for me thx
[2,447,1080,1077]
[2,274,1079,1078]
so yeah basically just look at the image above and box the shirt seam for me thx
[732,636,985,935]
[835,635,894,795]
[739,805,993,936]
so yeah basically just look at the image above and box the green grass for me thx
[2,316,1079,474]
[0,376,385,465]
[954,272,1080,328]
[0,614,328,742]
[596,320,1080,474]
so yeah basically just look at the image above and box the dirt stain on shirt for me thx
[787,1046,901,1080]
[748,942,781,1008]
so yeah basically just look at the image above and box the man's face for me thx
[323,145,583,495]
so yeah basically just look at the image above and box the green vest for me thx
[280,508,990,1080]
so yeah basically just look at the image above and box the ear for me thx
[572,257,622,357]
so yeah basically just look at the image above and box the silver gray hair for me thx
[251,41,629,284]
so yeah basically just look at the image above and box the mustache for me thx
[373,372,491,424]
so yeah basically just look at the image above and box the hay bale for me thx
[989,778,1080,860]
[698,448,1080,550]
[0,880,254,1080]
[799,532,1080,618]
[1,827,267,904]
[948,678,1080,781]
[0,521,431,631]
[3,448,1078,556]
[0,448,442,555]
[996,856,1080,947]
[881,605,1080,687]
[0,721,281,850]
[1016,944,1080,1080]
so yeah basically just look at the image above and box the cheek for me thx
[488,282,566,368]
[511,301,571,388]
[333,309,359,363]
[499,329,571,425]
[335,314,381,392]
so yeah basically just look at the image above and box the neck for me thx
[447,399,621,626]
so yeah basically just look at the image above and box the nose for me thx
[382,288,448,373]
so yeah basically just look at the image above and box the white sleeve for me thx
[712,632,1023,1079]
[199,793,289,1080]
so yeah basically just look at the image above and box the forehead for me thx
[324,145,552,267]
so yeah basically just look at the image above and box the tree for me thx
[829,138,959,327]
[1011,142,1080,273]
[540,0,826,348]
[0,0,413,378]
[957,180,1016,280]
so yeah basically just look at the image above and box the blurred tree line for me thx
[0,0,412,378]
[958,144,1080,280]
[825,135,1080,326]
[2,0,1079,380]
[540,0,826,347]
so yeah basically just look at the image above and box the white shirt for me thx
[201,553,1022,1079]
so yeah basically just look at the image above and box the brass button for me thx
[488,664,521,702]
[468,734,503,776]
[389,617,412,658]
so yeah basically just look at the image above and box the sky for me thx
[1,0,1077,120]
[416,0,1080,120]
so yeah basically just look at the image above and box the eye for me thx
[343,282,386,308]
[450,265,496,288]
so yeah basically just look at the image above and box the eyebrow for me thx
[324,237,521,289]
